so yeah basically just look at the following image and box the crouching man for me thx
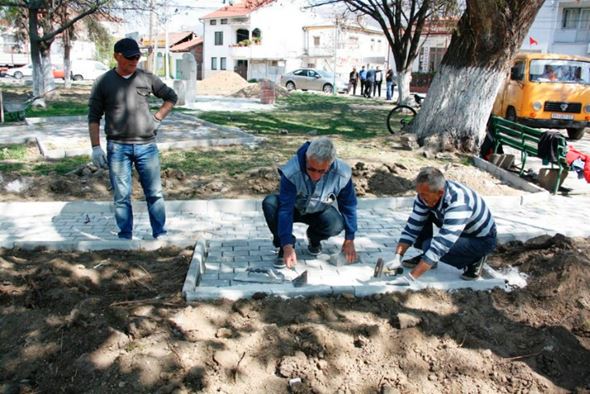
[387,167,497,284]
[262,137,358,269]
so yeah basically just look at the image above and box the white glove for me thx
[384,254,402,270]
[388,273,424,289]
[153,114,162,131]
[91,146,108,169]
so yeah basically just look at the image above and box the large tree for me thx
[0,0,114,98]
[412,0,545,152]
[310,0,458,104]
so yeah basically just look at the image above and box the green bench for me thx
[490,115,568,194]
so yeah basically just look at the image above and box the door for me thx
[235,60,248,80]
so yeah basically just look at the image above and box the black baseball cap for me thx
[114,38,140,57]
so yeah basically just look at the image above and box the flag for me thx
[529,36,538,46]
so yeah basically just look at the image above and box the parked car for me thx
[6,63,65,80]
[70,60,109,81]
[492,52,590,140]
[280,68,348,94]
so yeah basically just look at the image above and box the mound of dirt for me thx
[196,71,250,96]
[231,81,289,99]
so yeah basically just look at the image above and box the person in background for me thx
[88,38,178,240]
[358,66,367,97]
[386,68,395,101]
[348,67,359,95]
[374,66,383,97]
[364,66,375,98]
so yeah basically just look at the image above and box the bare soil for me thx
[1,234,589,393]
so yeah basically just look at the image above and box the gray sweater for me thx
[88,68,178,144]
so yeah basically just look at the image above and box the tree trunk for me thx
[28,4,54,103]
[412,0,545,152]
[396,69,412,105]
[64,27,72,89]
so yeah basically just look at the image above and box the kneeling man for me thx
[262,137,357,269]
[388,167,497,283]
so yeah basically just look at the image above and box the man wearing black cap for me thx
[88,38,178,240]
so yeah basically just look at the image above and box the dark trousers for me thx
[374,81,382,97]
[364,81,373,97]
[262,194,344,247]
[349,80,357,95]
[413,214,497,269]
[359,79,365,96]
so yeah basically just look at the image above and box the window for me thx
[293,69,308,76]
[211,57,217,70]
[313,36,320,47]
[214,31,223,46]
[210,19,217,25]
[562,8,590,29]
[220,18,228,24]
[510,61,525,81]
[220,57,227,70]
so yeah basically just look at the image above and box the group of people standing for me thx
[348,65,396,100]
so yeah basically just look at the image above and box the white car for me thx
[7,64,32,79]
[70,60,110,81]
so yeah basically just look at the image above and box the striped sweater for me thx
[399,180,496,265]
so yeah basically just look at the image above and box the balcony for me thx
[229,43,280,60]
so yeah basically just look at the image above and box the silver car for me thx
[280,68,348,94]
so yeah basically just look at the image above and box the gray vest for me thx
[280,156,352,215]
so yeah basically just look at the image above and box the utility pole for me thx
[147,0,154,72]
[333,16,338,95]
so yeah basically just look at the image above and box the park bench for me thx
[490,115,568,194]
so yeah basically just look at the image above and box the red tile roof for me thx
[201,0,274,19]
[170,37,203,52]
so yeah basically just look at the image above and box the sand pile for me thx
[196,71,250,96]
[232,81,290,99]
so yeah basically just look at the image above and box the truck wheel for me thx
[72,74,83,81]
[13,71,23,79]
[567,127,586,140]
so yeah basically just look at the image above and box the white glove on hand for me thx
[388,273,424,289]
[91,146,108,169]
[384,254,402,270]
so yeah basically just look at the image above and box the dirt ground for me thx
[0,134,522,202]
[1,234,589,393]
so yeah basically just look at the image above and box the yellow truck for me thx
[492,52,590,140]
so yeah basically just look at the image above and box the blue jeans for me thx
[386,81,394,101]
[262,194,344,247]
[107,141,166,239]
[413,214,496,269]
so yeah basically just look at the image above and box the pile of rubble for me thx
[196,71,251,96]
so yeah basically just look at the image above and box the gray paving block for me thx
[271,285,334,298]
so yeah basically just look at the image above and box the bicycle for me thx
[386,93,424,134]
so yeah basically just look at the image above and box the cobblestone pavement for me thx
[1,194,589,299]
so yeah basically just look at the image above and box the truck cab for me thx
[492,53,590,140]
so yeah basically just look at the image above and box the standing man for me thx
[262,137,358,269]
[358,66,366,97]
[374,66,383,98]
[364,66,375,98]
[348,67,359,96]
[385,68,395,101]
[88,38,178,240]
[387,167,497,283]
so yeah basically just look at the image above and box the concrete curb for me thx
[472,156,548,194]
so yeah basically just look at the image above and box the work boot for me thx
[273,247,286,269]
[307,238,322,256]
[461,256,487,281]
[401,254,437,269]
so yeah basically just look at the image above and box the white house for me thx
[200,0,320,82]
[302,23,389,81]
[523,0,590,56]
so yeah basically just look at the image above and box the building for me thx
[200,0,320,82]
[302,23,388,82]
[140,31,203,79]
[523,0,590,56]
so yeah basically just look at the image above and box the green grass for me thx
[199,93,391,139]
[0,144,27,160]
[162,147,278,176]
[26,100,88,118]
